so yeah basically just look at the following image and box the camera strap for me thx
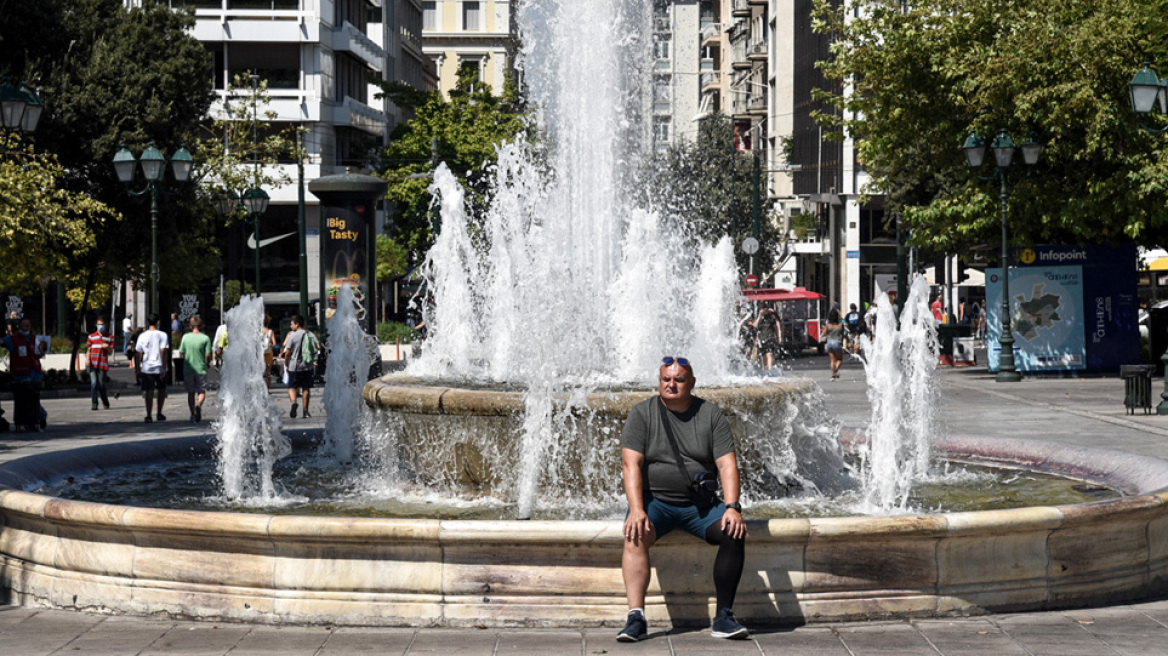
[657,396,698,486]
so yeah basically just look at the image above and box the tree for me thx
[1,0,216,377]
[813,0,1168,253]
[0,137,114,293]
[374,68,530,263]
[645,114,787,276]
[376,234,410,283]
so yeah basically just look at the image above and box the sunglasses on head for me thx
[662,356,690,367]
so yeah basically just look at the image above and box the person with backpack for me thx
[280,314,319,418]
[844,303,864,354]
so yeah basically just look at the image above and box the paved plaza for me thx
[3,352,1168,654]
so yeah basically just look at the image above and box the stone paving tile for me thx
[138,622,253,655]
[492,630,588,655]
[993,614,1122,656]
[667,628,761,655]
[0,605,39,630]
[833,622,939,655]
[753,626,850,655]
[51,615,174,656]
[317,627,416,655]
[222,625,331,655]
[405,628,500,655]
[580,628,674,654]
[0,609,104,655]
[913,618,1030,656]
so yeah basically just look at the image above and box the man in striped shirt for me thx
[87,316,113,411]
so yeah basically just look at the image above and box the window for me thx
[653,116,671,143]
[653,34,671,61]
[459,57,483,82]
[423,1,438,30]
[463,1,481,31]
[653,75,671,103]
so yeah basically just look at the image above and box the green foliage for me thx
[0,137,114,293]
[377,321,417,344]
[212,280,257,313]
[375,70,529,262]
[644,114,787,274]
[376,234,410,282]
[196,73,299,218]
[813,0,1168,252]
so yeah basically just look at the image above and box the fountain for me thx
[2,0,1168,629]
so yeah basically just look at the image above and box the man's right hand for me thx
[623,508,653,542]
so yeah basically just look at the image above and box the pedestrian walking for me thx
[280,315,318,418]
[178,317,212,423]
[134,314,170,423]
[825,308,845,380]
[86,316,113,411]
[755,306,781,371]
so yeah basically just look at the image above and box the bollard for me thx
[396,337,400,361]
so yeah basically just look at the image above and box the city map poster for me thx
[986,265,1086,372]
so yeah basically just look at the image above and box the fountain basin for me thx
[2,432,1168,626]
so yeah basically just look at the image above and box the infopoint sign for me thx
[987,245,1138,374]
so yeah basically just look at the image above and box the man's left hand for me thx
[721,507,746,539]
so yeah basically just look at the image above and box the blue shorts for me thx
[635,495,726,544]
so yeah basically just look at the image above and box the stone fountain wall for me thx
[2,433,1168,626]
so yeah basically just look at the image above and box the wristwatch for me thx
[725,502,742,512]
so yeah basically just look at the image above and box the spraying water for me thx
[856,276,940,512]
[406,0,742,517]
[321,284,373,462]
[214,296,290,500]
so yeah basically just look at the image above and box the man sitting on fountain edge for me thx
[617,356,749,642]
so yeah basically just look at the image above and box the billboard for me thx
[986,266,1085,372]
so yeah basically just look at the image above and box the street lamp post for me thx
[962,128,1042,383]
[1128,62,1168,412]
[0,78,44,136]
[112,144,193,317]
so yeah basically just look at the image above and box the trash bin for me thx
[1120,364,1156,415]
[936,324,972,364]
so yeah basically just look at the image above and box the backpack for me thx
[300,331,319,364]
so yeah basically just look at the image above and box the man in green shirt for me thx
[178,316,213,423]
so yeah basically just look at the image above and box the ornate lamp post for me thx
[0,78,44,135]
[962,128,1042,383]
[1128,63,1168,412]
[112,144,193,316]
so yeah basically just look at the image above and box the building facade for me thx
[121,1,432,324]
[421,0,512,97]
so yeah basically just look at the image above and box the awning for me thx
[742,287,825,302]
[1149,257,1168,271]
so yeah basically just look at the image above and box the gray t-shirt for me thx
[621,395,736,505]
[285,329,313,372]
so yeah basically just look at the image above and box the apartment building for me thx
[421,0,512,97]
[121,1,432,320]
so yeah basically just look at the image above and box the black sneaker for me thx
[303,409,311,418]
[194,405,201,423]
[290,402,298,418]
[189,413,197,423]
[144,415,153,423]
[616,610,647,642]
[156,414,166,422]
[92,405,98,411]
[711,608,749,639]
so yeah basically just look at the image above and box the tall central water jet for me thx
[408,0,742,517]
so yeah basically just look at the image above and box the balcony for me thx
[732,0,751,17]
[748,40,768,61]
[748,94,767,115]
[333,21,389,72]
[701,71,721,91]
[701,23,721,45]
[654,16,671,32]
[748,0,768,5]
[732,43,751,68]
